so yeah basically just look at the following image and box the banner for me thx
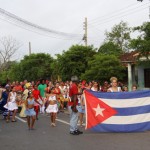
[84,90,150,132]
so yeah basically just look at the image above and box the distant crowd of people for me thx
[0,77,137,135]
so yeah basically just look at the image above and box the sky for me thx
[0,0,149,60]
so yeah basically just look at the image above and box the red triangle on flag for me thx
[84,90,117,129]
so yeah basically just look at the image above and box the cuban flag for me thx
[84,90,150,132]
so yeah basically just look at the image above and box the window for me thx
[144,69,150,88]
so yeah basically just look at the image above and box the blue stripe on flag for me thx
[90,122,150,132]
[114,105,150,116]
[89,90,150,99]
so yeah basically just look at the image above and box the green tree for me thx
[56,45,97,81]
[51,58,60,81]
[98,41,122,56]
[105,21,131,52]
[7,62,23,81]
[81,54,125,82]
[8,53,54,81]
[0,61,17,84]
[0,71,9,84]
[130,22,150,66]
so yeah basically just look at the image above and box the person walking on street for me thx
[46,87,58,127]
[4,86,18,122]
[38,79,46,113]
[25,92,36,130]
[32,85,43,120]
[68,76,83,135]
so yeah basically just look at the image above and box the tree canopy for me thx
[98,41,122,56]
[130,22,150,66]
[81,54,125,82]
[8,53,54,81]
[105,21,131,52]
[55,45,97,81]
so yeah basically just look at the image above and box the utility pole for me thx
[29,42,31,55]
[149,0,150,19]
[83,17,88,46]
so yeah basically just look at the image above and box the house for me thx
[120,51,150,91]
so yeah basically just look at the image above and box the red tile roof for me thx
[120,51,138,63]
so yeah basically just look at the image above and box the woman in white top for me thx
[107,77,122,92]
[91,81,99,91]
[4,86,18,122]
[46,87,58,127]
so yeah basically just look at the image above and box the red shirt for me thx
[53,87,61,100]
[32,89,40,100]
[45,87,51,93]
[53,87,61,95]
[68,83,78,106]
[15,85,23,92]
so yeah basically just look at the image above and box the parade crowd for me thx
[0,77,137,135]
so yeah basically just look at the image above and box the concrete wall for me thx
[137,66,150,90]
[138,66,145,89]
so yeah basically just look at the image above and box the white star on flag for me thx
[93,104,105,117]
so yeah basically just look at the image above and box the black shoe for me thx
[70,131,79,135]
[76,130,83,134]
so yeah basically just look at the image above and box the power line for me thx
[88,1,149,26]
[88,2,139,23]
[77,40,83,45]
[88,24,104,33]
[86,6,148,44]
[89,4,149,27]
[0,16,82,41]
[0,7,82,39]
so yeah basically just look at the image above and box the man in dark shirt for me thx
[0,86,10,112]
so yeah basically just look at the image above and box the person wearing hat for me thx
[68,76,83,135]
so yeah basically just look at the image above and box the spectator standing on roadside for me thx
[132,85,137,91]
[123,86,128,92]
[38,79,47,98]
[101,81,110,92]
[107,77,122,92]
[91,81,99,91]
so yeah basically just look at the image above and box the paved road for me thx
[0,112,150,150]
